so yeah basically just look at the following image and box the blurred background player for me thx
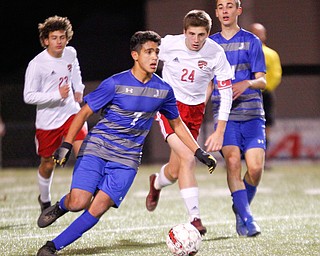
[0,109,5,170]
[0,115,5,137]
[23,16,87,214]
[146,10,233,235]
[209,0,266,237]
[36,30,216,255]
[249,23,282,169]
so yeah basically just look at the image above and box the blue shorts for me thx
[223,119,266,153]
[71,155,137,207]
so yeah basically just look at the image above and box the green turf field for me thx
[0,161,319,256]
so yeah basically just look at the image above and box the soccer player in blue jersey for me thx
[208,0,267,237]
[36,30,216,255]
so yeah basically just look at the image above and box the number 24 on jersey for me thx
[181,69,195,83]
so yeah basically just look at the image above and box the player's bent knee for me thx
[67,198,90,212]
[226,157,241,171]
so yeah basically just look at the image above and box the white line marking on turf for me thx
[305,189,320,195]
[4,214,320,241]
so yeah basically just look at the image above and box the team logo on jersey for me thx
[67,64,72,72]
[217,79,232,89]
[125,88,134,94]
[198,60,208,70]
[50,70,56,76]
[239,42,245,50]
[153,89,160,97]
[173,57,179,63]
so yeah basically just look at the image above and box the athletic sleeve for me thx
[23,61,61,105]
[71,55,85,93]
[84,77,116,113]
[214,47,234,82]
[213,47,233,121]
[250,37,266,74]
[159,86,179,120]
[217,86,232,121]
[158,35,171,62]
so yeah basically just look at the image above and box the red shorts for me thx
[156,101,205,141]
[35,115,88,158]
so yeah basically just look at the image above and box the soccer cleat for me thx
[232,205,248,236]
[37,201,67,228]
[191,218,207,236]
[37,241,57,256]
[146,174,161,211]
[235,213,248,236]
[246,219,261,237]
[38,195,51,213]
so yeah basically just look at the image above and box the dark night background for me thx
[0,1,146,120]
[0,1,146,166]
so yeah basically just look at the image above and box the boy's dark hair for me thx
[130,31,161,52]
[183,10,212,33]
[38,15,73,48]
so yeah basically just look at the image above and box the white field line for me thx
[304,188,320,195]
[1,213,320,241]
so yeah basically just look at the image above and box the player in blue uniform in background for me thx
[36,30,216,255]
[208,0,266,237]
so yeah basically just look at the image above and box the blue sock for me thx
[52,210,99,250]
[232,189,252,223]
[243,179,257,205]
[59,195,69,212]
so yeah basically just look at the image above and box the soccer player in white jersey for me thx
[209,0,266,237]
[23,16,87,215]
[36,30,216,256]
[145,10,233,235]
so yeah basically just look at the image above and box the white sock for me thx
[38,170,54,203]
[180,187,200,221]
[154,164,174,190]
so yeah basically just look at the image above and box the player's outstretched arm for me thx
[52,104,93,167]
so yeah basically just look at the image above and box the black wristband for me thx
[194,148,202,157]
[61,142,73,150]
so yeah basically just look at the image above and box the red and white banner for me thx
[268,118,320,159]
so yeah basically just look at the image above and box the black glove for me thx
[52,142,73,167]
[195,148,217,174]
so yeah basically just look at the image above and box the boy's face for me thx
[216,0,242,27]
[184,26,208,51]
[132,41,160,74]
[44,30,68,58]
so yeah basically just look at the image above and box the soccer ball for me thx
[166,223,202,256]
